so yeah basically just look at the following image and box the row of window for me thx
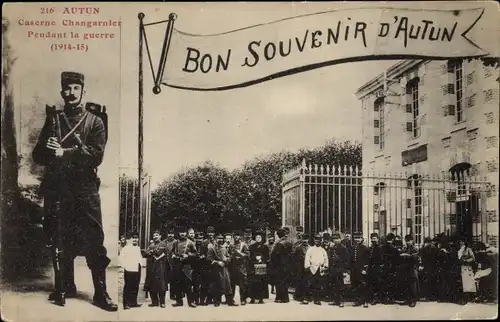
[373,59,478,150]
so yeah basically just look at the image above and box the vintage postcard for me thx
[1,1,499,321]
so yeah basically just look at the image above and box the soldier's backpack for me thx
[82,102,108,143]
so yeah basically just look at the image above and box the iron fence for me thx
[283,160,496,247]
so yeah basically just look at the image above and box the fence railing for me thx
[282,160,497,247]
[119,172,152,249]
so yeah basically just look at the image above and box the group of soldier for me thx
[119,225,498,310]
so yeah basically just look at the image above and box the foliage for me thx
[146,140,361,234]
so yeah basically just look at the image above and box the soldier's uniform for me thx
[400,235,419,307]
[380,233,400,304]
[171,228,198,307]
[208,233,236,306]
[293,232,309,302]
[164,228,177,300]
[367,232,384,305]
[199,226,216,305]
[270,228,293,303]
[350,231,370,307]
[144,230,169,307]
[33,72,117,311]
[321,233,332,300]
[265,231,276,294]
[327,232,351,307]
[229,230,250,305]
[192,232,205,305]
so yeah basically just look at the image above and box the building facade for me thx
[355,59,499,246]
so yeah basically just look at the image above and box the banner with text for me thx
[160,8,487,91]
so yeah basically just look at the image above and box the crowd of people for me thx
[118,226,498,310]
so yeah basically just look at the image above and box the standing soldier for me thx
[367,232,384,305]
[208,233,237,306]
[171,226,198,307]
[266,231,276,295]
[293,232,309,302]
[327,232,351,307]
[380,233,400,304]
[33,71,117,311]
[192,231,205,305]
[198,226,216,306]
[291,226,304,299]
[164,227,177,300]
[350,232,370,308]
[321,232,332,301]
[419,237,439,301]
[270,227,293,303]
[302,234,329,305]
[144,230,168,308]
[229,230,250,305]
[400,235,419,307]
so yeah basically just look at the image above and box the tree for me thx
[149,140,362,233]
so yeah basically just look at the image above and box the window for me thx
[406,79,420,138]
[377,99,385,150]
[374,98,385,150]
[450,59,465,122]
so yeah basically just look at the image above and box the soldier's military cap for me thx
[283,227,291,233]
[296,226,304,233]
[323,233,331,241]
[215,233,224,239]
[370,232,379,238]
[195,232,204,239]
[153,229,162,235]
[353,231,363,238]
[386,233,395,241]
[166,227,175,234]
[276,228,286,238]
[331,232,341,239]
[207,226,215,233]
[61,71,84,87]
[233,230,243,236]
[405,234,414,241]
[224,232,233,237]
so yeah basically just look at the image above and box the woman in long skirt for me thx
[457,238,476,305]
[248,231,270,304]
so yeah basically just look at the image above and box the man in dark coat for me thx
[33,71,117,311]
[164,227,177,300]
[321,232,333,300]
[293,232,309,302]
[192,231,205,305]
[350,231,370,308]
[199,226,216,305]
[144,230,169,307]
[208,233,237,306]
[418,236,439,301]
[327,232,351,307]
[400,235,419,307]
[367,232,384,305]
[171,226,198,307]
[229,230,250,305]
[248,230,270,303]
[270,228,293,303]
[380,233,400,304]
[291,226,304,299]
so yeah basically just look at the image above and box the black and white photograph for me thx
[1,1,499,321]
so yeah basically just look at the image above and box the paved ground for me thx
[2,261,498,321]
[1,257,120,322]
[116,267,498,321]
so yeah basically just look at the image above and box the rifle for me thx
[46,105,65,306]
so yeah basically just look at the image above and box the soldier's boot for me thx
[48,253,66,306]
[91,268,118,311]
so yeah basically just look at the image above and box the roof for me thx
[354,59,425,100]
